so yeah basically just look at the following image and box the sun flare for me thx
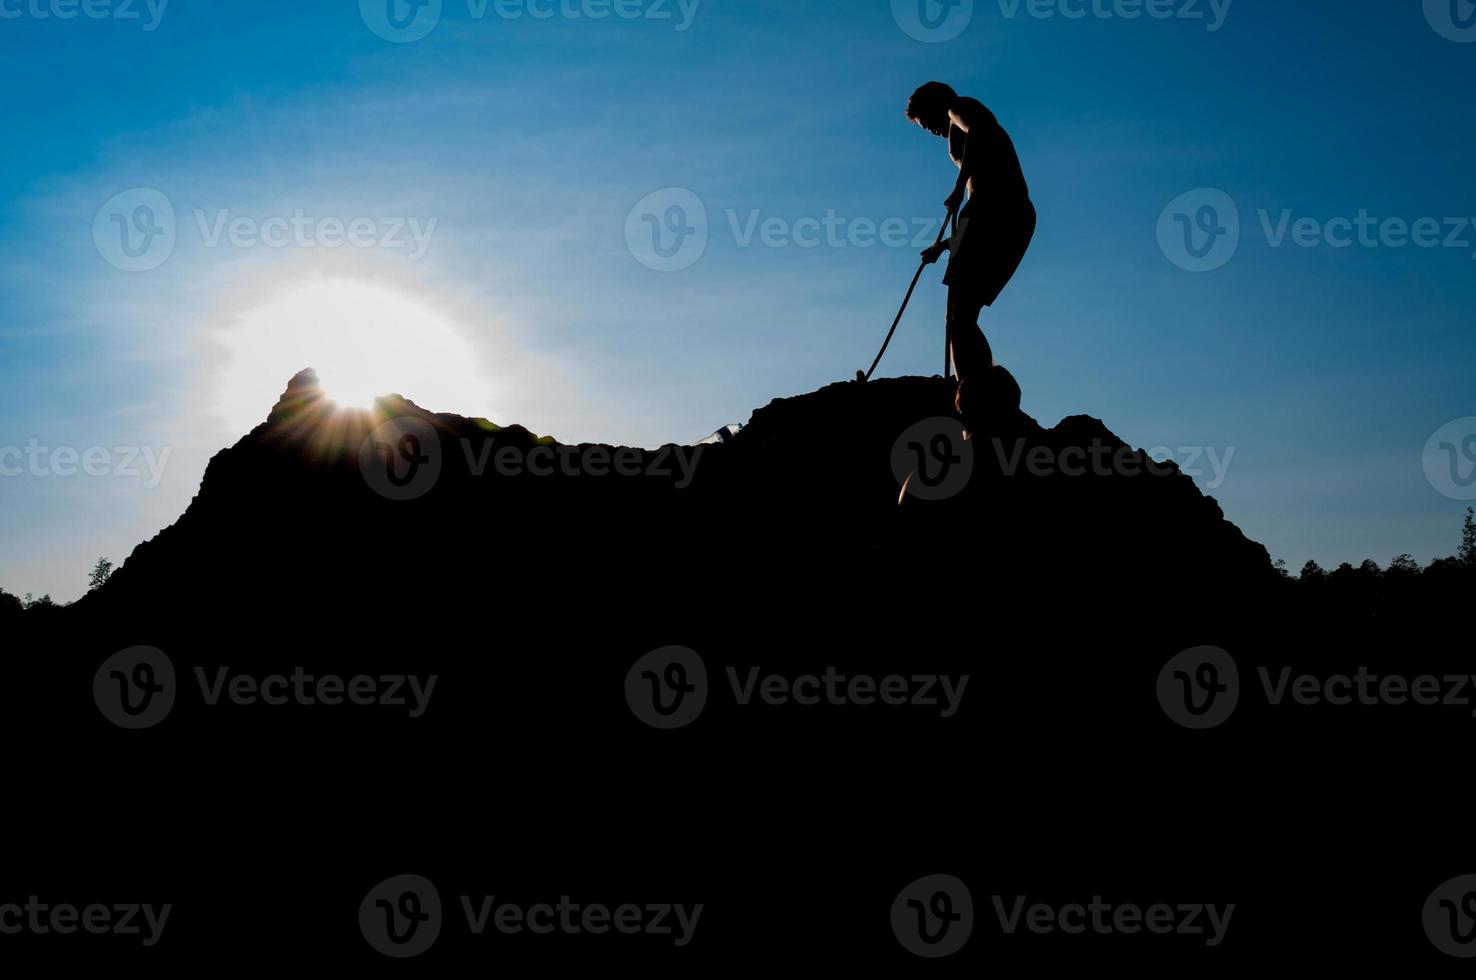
[214,279,492,434]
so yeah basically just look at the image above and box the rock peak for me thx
[268,368,326,424]
[286,367,320,391]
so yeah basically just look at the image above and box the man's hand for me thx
[920,241,949,266]
[944,186,966,217]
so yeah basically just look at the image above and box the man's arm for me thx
[924,124,973,264]
[945,125,972,215]
[945,98,990,214]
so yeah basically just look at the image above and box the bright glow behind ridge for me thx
[213,279,492,434]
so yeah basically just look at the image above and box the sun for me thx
[214,279,492,434]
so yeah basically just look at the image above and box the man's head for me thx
[906,82,957,137]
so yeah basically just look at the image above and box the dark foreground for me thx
[4,371,1472,969]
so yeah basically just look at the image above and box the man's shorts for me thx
[943,197,1037,308]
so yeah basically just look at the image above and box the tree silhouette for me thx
[1387,554,1420,578]
[88,557,114,592]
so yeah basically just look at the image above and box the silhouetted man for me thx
[907,82,1035,417]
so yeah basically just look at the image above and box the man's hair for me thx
[906,81,957,122]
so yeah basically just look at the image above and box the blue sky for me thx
[1,0,1474,599]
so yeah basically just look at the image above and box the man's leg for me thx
[946,284,992,384]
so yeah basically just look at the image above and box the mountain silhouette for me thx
[5,368,1463,968]
[82,366,1275,618]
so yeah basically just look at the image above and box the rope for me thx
[861,208,956,383]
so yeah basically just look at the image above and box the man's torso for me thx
[950,97,1030,210]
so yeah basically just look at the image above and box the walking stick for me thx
[943,209,958,380]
